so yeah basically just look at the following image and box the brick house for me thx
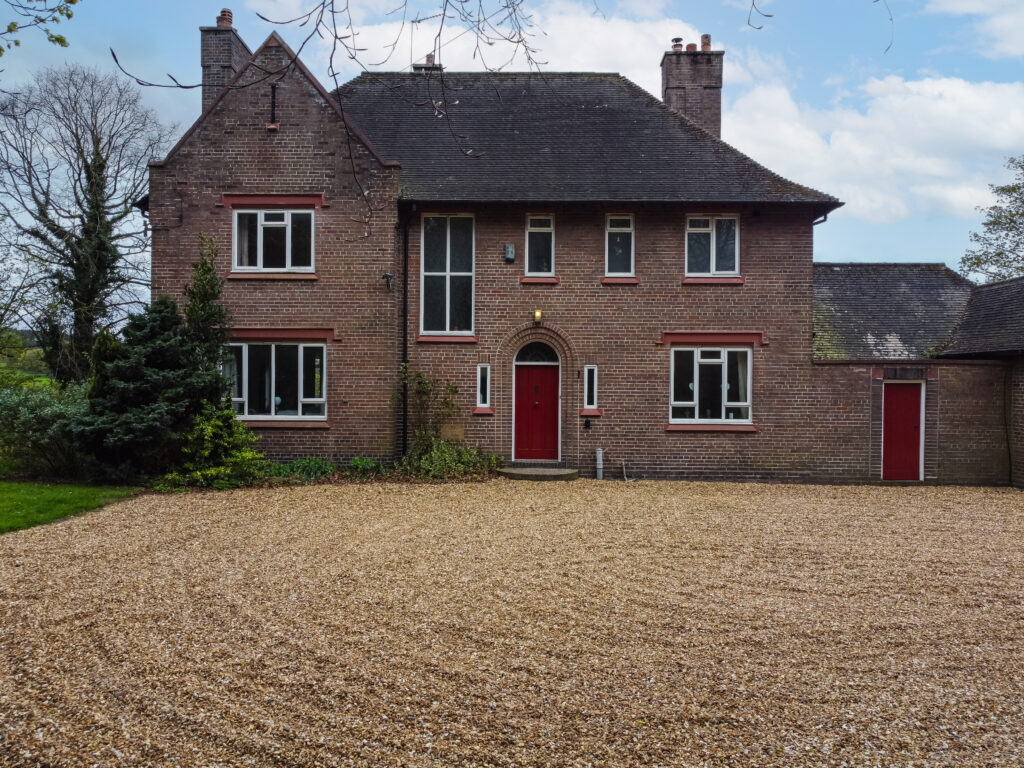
[146,10,1023,485]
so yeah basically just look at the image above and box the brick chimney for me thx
[200,8,252,113]
[660,33,724,137]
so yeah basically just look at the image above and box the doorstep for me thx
[497,466,579,481]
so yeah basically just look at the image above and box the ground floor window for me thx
[670,347,751,423]
[477,363,491,408]
[224,343,327,419]
[584,365,598,408]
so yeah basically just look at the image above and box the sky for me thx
[5,0,1023,269]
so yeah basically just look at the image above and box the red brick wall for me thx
[934,364,1010,484]
[150,43,401,462]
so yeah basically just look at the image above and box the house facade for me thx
[147,10,1023,485]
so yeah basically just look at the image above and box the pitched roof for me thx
[337,71,841,207]
[944,276,1024,357]
[813,263,974,360]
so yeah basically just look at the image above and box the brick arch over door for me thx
[495,323,580,465]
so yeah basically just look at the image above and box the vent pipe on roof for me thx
[660,33,724,138]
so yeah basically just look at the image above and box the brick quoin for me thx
[149,18,1019,484]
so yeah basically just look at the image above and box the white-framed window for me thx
[525,215,555,276]
[421,214,474,334]
[477,363,491,408]
[224,342,327,419]
[685,216,739,276]
[583,365,598,409]
[670,347,751,423]
[605,215,634,276]
[233,210,315,271]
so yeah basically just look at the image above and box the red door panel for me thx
[514,365,559,460]
[883,382,922,481]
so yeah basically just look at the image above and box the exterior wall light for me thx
[382,272,394,291]
[533,309,542,323]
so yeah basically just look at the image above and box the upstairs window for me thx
[422,215,474,334]
[234,210,315,271]
[605,215,634,276]
[670,347,751,423]
[225,342,327,419]
[686,216,739,276]
[526,215,555,276]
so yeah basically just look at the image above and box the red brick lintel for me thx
[226,272,319,280]
[664,423,759,432]
[220,194,325,208]
[244,420,331,429]
[681,276,746,285]
[658,331,766,346]
[416,335,479,343]
[231,327,337,341]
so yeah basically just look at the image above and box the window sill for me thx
[600,277,639,285]
[227,272,319,280]
[681,276,745,285]
[579,408,604,417]
[243,420,331,429]
[664,423,758,432]
[520,276,560,284]
[472,406,495,416]
[416,334,478,343]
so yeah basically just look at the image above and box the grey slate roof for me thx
[813,263,974,360]
[338,71,841,207]
[944,276,1024,357]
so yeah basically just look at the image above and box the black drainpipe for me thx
[1005,362,1014,487]
[400,204,412,456]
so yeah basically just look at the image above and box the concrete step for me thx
[497,466,579,481]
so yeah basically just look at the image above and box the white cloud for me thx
[725,75,1024,222]
[925,0,1024,58]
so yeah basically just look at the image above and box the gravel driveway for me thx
[1,480,1022,766]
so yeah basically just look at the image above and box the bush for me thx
[347,456,380,479]
[156,400,266,490]
[0,381,89,478]
[265,456,337,482]
[397,436,499,480]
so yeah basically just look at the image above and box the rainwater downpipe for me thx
[400,207,412,457]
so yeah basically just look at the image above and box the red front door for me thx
[514,365,559,460]
[882,382,922,481]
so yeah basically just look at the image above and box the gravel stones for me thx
[1,481,1022,766]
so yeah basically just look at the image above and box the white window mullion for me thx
[284,211,292,269]
[242,344,249,417]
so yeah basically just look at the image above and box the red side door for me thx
[882,382,922,481]
[514,365,559,460]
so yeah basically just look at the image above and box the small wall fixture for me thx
[382,272,394,291]
[533,309,542,323]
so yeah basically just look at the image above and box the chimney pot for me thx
[685,43,697,52]
[671,37,683,52]
[426,53,435,65]
[217,8,233,28]
[701,33,711,51]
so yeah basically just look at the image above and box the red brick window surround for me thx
[223,194,323,276]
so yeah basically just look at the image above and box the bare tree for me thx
[0,65,173,382]
[1,1,79,59]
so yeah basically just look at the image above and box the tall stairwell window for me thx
[421,215,474,335]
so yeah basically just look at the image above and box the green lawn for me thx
[0,482,137,534]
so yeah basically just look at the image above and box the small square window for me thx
[685,216,739,277]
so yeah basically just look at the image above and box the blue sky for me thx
[6,0,1023,270]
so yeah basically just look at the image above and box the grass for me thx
[0,481,137,534]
